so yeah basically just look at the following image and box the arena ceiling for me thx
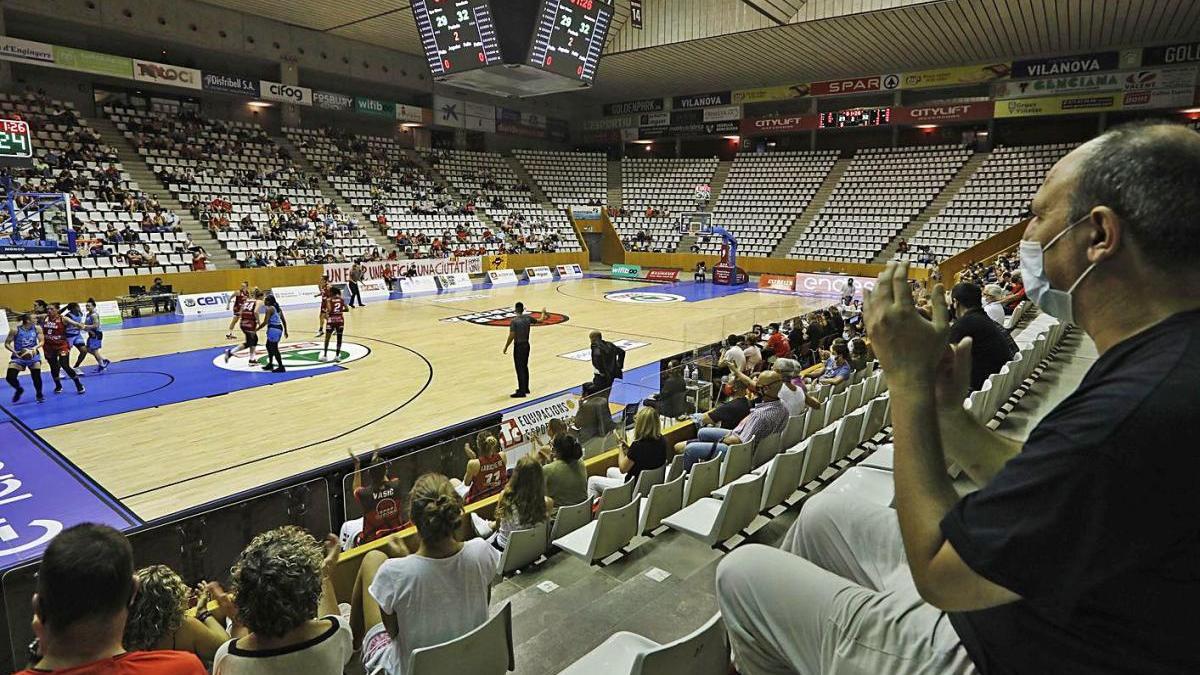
[202,0,1200,100]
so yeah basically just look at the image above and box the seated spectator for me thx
[17,524,205,674]
[848,338,871,372]
[587,406,667,498]
[765,323,791,360]
[691,378,753,429]
[728,359,819,415]
[949,282,1019,390]
[742,334,763,373]
[451,432,507,502]
[355,473,499,675]
[350,451,406,546]
[718,334,746,374]
[999,271,1026,313]
[471,455,553,549]
[540,433,588,512]
[124,565,231,663]
[982,284,1007,324]
[676,371,788,471]
[213,527,351,673]
[809,342,852,386]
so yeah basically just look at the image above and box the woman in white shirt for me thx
[471,455,554,550]
[354,473,500,675]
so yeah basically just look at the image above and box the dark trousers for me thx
[348,281,363,306]
[513,342,530,394]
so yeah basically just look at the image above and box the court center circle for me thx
[212,340,371,372]
[604,291,687,304]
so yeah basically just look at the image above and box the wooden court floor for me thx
[38,279,822,520]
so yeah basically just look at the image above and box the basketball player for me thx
[224,287,263,364]
[42,304,85,394]
[351,450,406,545]
[314,274,330,336]
[258,293,289,372]
[451,433,508,503]
[321,286,346,362]
[5,313,45,403]
[225,281,250,339]
[76,298,111,372]
[63,302,89,370]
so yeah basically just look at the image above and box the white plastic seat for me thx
[662,471,765,548]
[780,412,807,451]
[750,432,782,469]
[558,613,728,675]
[719,437,754,487]
[684,454,722,507]
[831,409,866,464]
[597,478,637,514]
[408,602,513,675]
[798,426,837,489]
[549,497,593,541]
[497,523,548,577]
[859,396,888,444]
[632,464,666,498]
[824,390,849,426]
[665,453,685,482]
[552,496,640,565]
[827,466,894,507]
[638,472,684,536]
[861,443,894,471]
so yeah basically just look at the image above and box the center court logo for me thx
[441,308,569,327]
[212,340,370,372]
[604,291,686,304]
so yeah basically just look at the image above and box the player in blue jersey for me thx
[73,298,111,372]
[63,302,88,370]
[5,313,45,403]
[258,293,289,373]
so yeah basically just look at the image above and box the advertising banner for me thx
[584,115,638,130]
[202,72,259,97]
[793,272,876,300]
[672,91,732,109]
[810,73,899,96]
[398,276,438,295]
[994,86,1194,118]
[525,266,554,282]
[611,263,641,278]
[396,103,425,123]
[436,272,473,291]
[313,90,354,111]
[486,269,519,286]
[324,257,483,283]
[900,63,1011,89]
[259,80,313,106]
[434,95,466,128]
[605,98,665,116]
[466,101,496,132]
[354,96,394,117]
[132,59,202,90]
[758,274,796,291]
[1011,51,1122,78]
[570,205,602,220]
[498,392,581,465]
[0,36,56,66]
[703,105,743,122]
[638,111,670,127]
[645,268,679,282]
[993,67,1196,99]
[93,300,122,326]
[557,264,584,279]
[269,284,321,307]
[496,107,545,138]
[892,101,993,125]
[732,84,810,104]
[358,279,390,300]
[1143,41,1200,67]
[176,290,235,317]
[739,114,819,136]
[53,46,131,78]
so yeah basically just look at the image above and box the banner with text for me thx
[0,36,55,67]
[994,87,1195,118]
[202,72,259,97]
[793,272,876,300]
[604,98,665,116]
[993,66,1196,99]
[132,59,202,90]
[1011,51,1124,79]
[732,84,810,104]
[740,113,819,135]
[323,257,483,283]
[498,392,581,465]
[901,63,1011,89]
[892,101,994,125]
[1143,41,1200,67]
[260,80,313,106]
[313,90,354,111]
[53,46,131,78]
[809,73,899,96]
[433,95,466,128]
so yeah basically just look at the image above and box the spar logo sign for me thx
[441,308,569,327]
[212,340,370,372]
[605,291,686,304]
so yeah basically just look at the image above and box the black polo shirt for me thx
[948,309,1018,390]
[942,309,1200,674]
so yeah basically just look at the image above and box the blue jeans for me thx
[683,427,730,472]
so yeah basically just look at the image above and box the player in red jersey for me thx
[225,281,250,339]
[42,304,84,395]
[349,449,406,546]
[321,286,346,362]
[452,432,508,503]
[314,275,330,336]
[224,288,263,364]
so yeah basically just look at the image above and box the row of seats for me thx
[513,148,607,207]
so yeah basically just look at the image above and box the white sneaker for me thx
[320,354,330,362]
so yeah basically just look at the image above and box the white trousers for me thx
[716,490,978,675]
[586,467,625,499]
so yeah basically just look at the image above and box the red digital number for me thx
[545,55,553,66]
[571,0,594,10]
[443,58,452,70]
[576,65,584,76]
[477,51,485,62]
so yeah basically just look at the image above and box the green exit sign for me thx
[0,119,32,158]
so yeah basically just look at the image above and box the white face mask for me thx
[1018,214,1098,325]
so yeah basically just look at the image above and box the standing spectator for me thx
[503,302,546,398]
[213,527,352,674]
[586,406,668,498]
[948,282,1019,390]
[842,277,856,305]
[17,524,205,674]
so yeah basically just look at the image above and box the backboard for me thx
[678,212,713,236]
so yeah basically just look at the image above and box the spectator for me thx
[848,338,871,372]
[948,282,1019,390]
[742,334,763,373]
[575,382,618,457]
[541,433,588,512]
[690,378,752,429]
[586,406,667,498]
[18,524,205,674]
[718,334,746,374]
[124,565,232,663]
[999,270,1026,313]
[728,359,819,415]
[355,473,499,675]
[982,284,1007,324]
[451,433,507,502]
[810,342,852,386]
[213,527,351,673]
[765,323,791,360]
[676,371,788,471]
[588,331,625,393]
[471,455,553,549]
[351,451,406,546]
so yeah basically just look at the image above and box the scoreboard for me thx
[818,107,892,128]
[411,0,503,77]
[0,119,32,159]
[528,0,614,82]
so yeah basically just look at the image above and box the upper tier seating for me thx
[789,145,970,263]
[1,93,195,284]
[108,105,372,267]
[512,149,606,207]
[696,150,838,258]
[903,143,1078,263]
[614,157,718,251]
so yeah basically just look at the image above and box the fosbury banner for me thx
[793,272,876,300]
[323,257,483,283]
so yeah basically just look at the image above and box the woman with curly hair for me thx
[212,526,352,674]
[355,473,499,675]
[470,455,554,549]
[123,565,231,664]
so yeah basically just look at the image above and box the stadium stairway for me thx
[409,149,501,234]
[771,156,852,258]
[89,116,236,270]
[707,160,731,210]
[505,155,553,207]
[606,159,622,209]
[273,133,397,254]
[873,150,990,263]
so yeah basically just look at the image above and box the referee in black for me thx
[503,302,545,398]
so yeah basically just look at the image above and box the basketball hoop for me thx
[677,212,713,236]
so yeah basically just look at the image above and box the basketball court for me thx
[1,275,822,522]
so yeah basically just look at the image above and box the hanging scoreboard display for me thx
[410,0,503,77]
[527,0,614,82]
[0,119,32,159]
